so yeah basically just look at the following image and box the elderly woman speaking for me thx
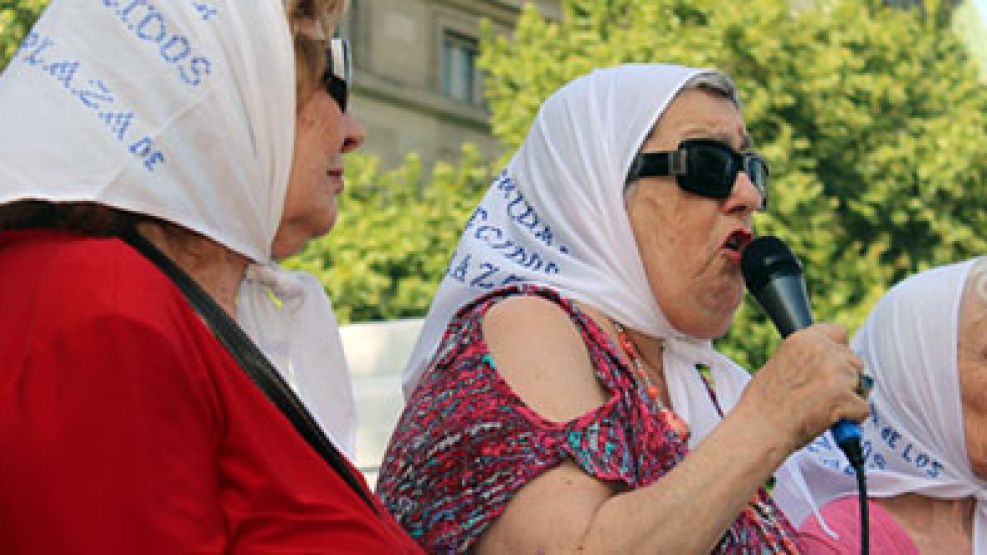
[0,0,420,552]
[377,64,869,553]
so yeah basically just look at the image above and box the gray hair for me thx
[643,71,741,141]
[968,257,987,306]
[681,71,740,108]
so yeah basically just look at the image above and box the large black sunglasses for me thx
[626,139,769,209]
[323,38,351,112]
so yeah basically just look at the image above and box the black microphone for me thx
[741,236,864,468]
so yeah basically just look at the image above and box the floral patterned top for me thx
[377,285,800,553]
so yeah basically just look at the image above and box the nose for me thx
[341,112,365,153]
[723,171,763,216]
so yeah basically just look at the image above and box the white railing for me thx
[341,317,424,488]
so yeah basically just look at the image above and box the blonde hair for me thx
[286,0,349,109]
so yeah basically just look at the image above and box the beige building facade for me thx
[340,0,561,172]
[341,1,982,172]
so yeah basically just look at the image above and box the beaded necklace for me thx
[612,319,691,442]
[612,319,663,403]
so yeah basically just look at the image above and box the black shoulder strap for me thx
[122,231,378,514]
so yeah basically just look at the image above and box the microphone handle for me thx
[757,275,865,465]
[832,420,863,455]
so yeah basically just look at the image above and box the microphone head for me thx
[741,236,804,295]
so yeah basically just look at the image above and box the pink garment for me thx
[798,496,919,554]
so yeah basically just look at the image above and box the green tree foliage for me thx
[0,0,47,71]
[479,0,987,368]
[282,146,492,323]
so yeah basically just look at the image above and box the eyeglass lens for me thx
[684,141,767,203]
[324,38,350,111]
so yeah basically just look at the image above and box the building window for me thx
[441,31,482,105]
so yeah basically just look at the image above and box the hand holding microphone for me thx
[740,236,870,468]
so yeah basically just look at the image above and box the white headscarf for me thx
[774,259,987,551]
[402,64,752,449]
[0,0,355,455]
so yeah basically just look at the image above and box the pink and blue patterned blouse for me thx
[377,285,800,553]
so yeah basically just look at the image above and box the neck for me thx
[137,221,250,317]
[878,493,975,552]
[627,326,669,406]
[625,326,665,375]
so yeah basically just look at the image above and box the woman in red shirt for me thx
[0,1,420,552]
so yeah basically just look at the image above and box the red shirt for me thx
[0,230,421,554]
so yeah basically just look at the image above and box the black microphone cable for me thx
[838,437,869,555]
[855,456,869,555]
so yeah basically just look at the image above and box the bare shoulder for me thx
[482,293,610,422]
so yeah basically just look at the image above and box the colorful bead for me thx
[645,384,660,400]
[659,410,691,442]
[613,320,666,407]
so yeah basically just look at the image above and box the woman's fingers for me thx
[746,323,871,449]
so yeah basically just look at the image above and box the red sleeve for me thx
[0,311,227,554]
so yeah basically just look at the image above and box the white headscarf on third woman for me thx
[0,0,355,455]
[404,64,752,450]
[773,258,987,551]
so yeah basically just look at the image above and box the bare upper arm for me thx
[482,294,610,423]
[477,295,621,552]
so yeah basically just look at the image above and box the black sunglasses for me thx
[626,139,769,208]
[323,38,351,112]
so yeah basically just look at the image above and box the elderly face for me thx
[625,88,762,338]
[271,4,365,259]
[959,268,987,478]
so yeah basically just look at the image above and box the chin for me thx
[690,320,735,340]
[271,242,303,261]
[657,290,741,340]
[323,212,338,233]
[270,224,327,260]
[700,296,743,338]
[667,309,737,340]
[305,206,337,239]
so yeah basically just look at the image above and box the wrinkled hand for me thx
[738,323,870,453]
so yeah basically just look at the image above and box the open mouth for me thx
[723,229,753,253]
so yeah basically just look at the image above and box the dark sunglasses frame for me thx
[323,38,351,112]
[626,139,769,209]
